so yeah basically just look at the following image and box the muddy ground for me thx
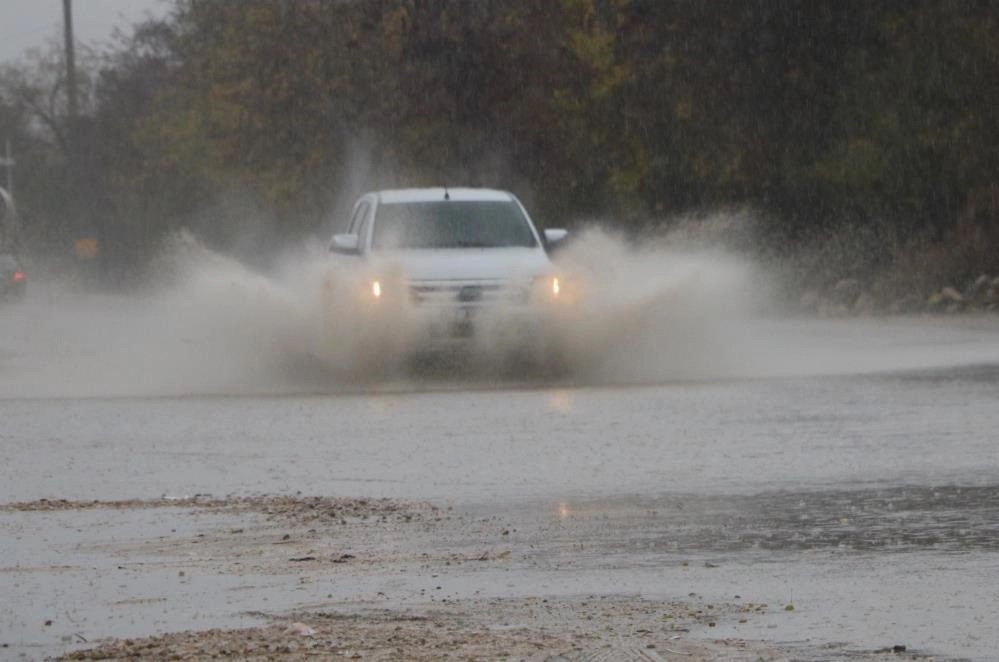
[2,494,942,660]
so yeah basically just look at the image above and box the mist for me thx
[5,219,999,400]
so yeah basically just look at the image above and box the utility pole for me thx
[63,0,78,124]
[63,0,102,278]
[1,140,12,199]
[0,140,14,250]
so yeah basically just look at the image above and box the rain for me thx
[2,2,999,659]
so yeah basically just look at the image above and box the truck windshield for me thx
[371,200,538,250]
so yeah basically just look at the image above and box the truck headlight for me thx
[533,275,564,302]
[364,276,407,303]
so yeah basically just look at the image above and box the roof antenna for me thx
[443,185,450,201]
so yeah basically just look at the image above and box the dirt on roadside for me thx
[59,597,784,661]
[1,495,933,661]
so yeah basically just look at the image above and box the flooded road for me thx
[2,359,998,503]
[2,299,999,658]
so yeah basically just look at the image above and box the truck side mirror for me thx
[544,229,568,245]
[329,233,360,255]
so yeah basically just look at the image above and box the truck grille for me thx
[408,280,526,306]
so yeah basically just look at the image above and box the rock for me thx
[284,622,315,636]
[829,279,861,306]
[928,286,964,311]
[967,274,992,302]
[940,286,964,303]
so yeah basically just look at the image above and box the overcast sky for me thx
[1,0,170,63]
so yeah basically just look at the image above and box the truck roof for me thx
[374,188,513,204]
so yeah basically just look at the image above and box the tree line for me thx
[1,0,997,283]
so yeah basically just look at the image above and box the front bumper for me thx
[330,274,573,365]
[412,302,551,347]
[407,277,564,345]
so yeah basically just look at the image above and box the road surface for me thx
[2,286,999,659]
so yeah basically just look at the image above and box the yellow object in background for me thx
[74,237,99,259]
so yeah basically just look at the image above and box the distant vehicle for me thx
[324,187,571,367]
[0,253,26,302]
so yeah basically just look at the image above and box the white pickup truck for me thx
[323,187,570,369]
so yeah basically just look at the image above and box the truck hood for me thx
[368,248,553,282]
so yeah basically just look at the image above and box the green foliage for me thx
[1,0,997,275]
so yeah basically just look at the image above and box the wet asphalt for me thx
[2,309,999,659]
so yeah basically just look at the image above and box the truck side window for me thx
[356,204,374,251]
[348,202,369,234]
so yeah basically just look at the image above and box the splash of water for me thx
[3,225,997,399]
[550,227,763,382]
